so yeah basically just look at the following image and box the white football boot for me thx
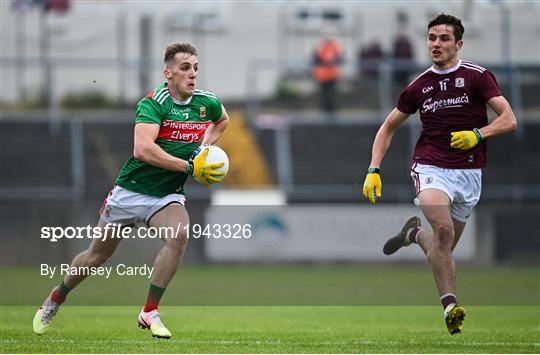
[137,309,172,339]
[33,287,61,335]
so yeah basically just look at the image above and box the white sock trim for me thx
[415,229,424,244]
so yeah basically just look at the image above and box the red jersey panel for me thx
[397,59,501,168]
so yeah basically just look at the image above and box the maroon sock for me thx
[408,227,423,244]
[441,293,457,310]
[143,284,166,312]
[50,281,71,305]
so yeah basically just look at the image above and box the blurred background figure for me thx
[391,11,415,87]
[358,38,384,80]
[311,27,343,122]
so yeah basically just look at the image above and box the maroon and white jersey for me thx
[397,59,501,168]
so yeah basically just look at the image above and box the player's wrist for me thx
[367,166,380,174]
[473,128,485,142]
[185,161,194,175]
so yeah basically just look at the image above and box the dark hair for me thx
[428,14,465,41]
[163,42,198,65]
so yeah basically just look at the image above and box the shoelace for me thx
[42,301,59,324]
[149,312,165,327]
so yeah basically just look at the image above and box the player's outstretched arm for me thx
[133,123,191,173]
[363,108,410,203]
[203,105,230,145]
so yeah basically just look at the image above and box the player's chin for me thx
[431,56,444,65]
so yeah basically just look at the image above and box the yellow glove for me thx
[450,128,484,150]
[362,167,382,204]
[187,148,224,186]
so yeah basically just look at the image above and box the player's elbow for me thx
[215,114,230,130]
[508,115,517,133]
[133,148,144,161]
[133,143,149,161]
[220,116,230,130]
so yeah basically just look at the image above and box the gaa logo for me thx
[422,86,434,93]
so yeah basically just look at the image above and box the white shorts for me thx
[410,163,482,222]
[99,186,186,226]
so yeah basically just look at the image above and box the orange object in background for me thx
[312,40,343,83]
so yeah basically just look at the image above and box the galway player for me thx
[33,42,229,338]
[362,14,516,334]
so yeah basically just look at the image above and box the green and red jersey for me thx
[116,82,222,197]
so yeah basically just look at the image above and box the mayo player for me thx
[33,42,229,338]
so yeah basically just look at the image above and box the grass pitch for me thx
[1,306,538,353]
[1,265,539,353]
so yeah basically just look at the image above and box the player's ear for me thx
[163,67,171,79]
[456,39,463,51]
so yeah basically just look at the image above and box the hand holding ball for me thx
[190,145,229,186]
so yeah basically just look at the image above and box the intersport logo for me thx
[158,120,211,143]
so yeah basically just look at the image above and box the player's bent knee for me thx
[433,222,455,240]
[164,234,187,253]
[429,223,454,254]
[166,236,187,251]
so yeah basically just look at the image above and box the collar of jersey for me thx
[430,59,462,75]
[171,95,193,105]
